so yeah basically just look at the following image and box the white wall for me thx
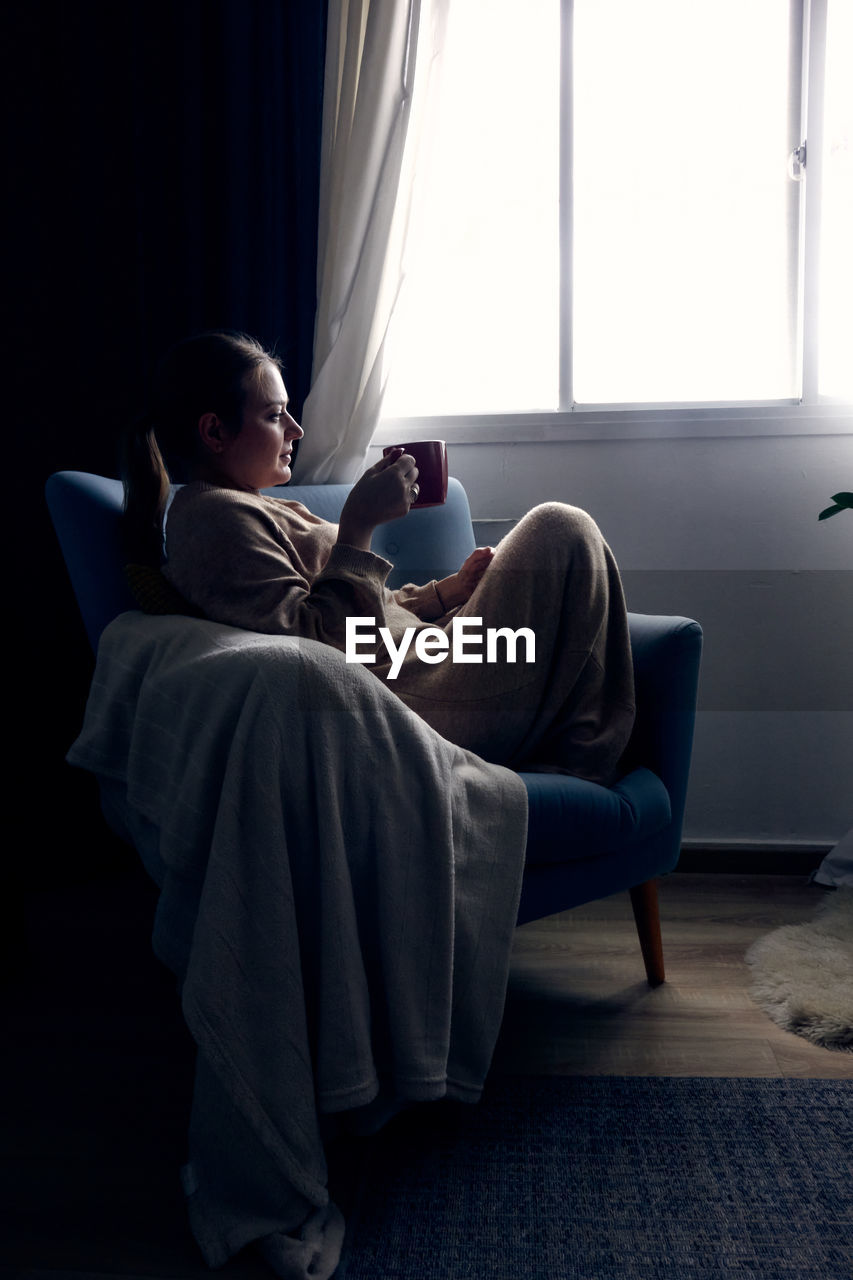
[370,427,853,848]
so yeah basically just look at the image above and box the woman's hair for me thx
[122,330,281,565]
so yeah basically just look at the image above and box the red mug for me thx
[383,439,448,508]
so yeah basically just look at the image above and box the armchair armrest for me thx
[626,613,703,861]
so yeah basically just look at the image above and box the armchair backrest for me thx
[45,471,477,652]
[281,479,477,590]
[46,471,138,652]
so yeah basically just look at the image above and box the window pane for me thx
[573,0,797,404]
[817,0,853,400]
[382,0,560,417]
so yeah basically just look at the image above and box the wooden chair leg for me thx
[629,878,666,987]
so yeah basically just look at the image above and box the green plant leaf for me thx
[818,491,852,520]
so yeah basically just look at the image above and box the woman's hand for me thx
[436,546,495,611]
[337,449,420,550]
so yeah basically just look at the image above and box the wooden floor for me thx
[3,867,850,1276]
[494,872,853,1081]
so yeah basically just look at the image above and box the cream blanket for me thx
[67,612,528,1277]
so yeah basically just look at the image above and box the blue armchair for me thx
[47,470,702,985]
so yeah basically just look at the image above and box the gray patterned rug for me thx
[335,1076,853,1280]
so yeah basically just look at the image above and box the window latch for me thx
[788,141,807,181]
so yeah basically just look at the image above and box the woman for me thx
[123,330,635,785]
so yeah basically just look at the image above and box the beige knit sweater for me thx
[162,482,449,666]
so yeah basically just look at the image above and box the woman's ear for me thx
[197,412,225,454]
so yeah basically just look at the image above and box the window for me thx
[815,0,853,399]
[381,0,852,423]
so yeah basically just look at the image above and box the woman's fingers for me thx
[346,451,420,528]
[462,546,494,572]
[375,449,418,480]
[375,447,405,470]
[452,547,495,602]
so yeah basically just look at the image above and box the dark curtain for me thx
[7,0,327,884]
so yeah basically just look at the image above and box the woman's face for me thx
[205,361,304,491]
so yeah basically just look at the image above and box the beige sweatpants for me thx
[393,503,636,787]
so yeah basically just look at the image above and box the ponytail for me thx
[121,412,172,567]
[121,330,282,566]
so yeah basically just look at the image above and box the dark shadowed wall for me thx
[8,0,327,882]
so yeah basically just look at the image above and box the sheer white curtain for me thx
[294,0,448,483]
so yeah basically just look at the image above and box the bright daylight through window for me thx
[381,0,852,420]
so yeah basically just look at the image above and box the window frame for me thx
[375,0,851,447]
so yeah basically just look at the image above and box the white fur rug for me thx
[745,889,853,1052]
